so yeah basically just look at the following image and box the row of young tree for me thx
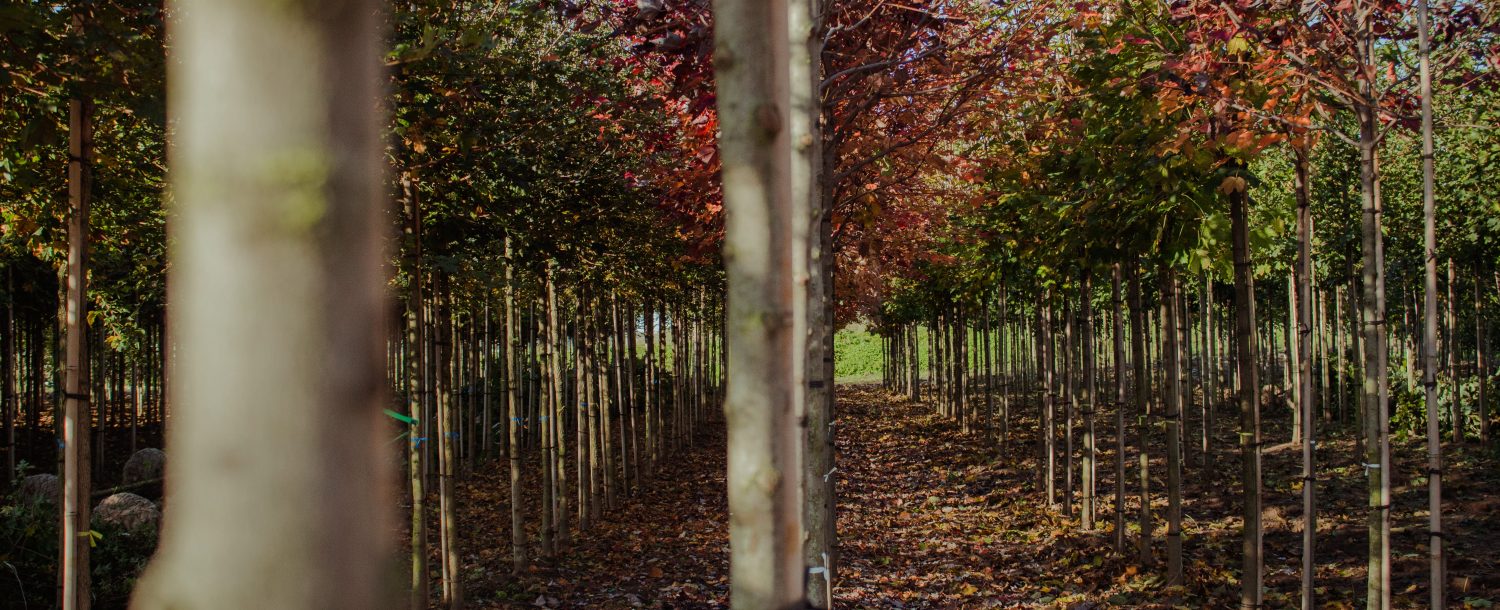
[11,0,1127,602]
[0,1,752,608]
[861,0,1498,608]
[2,0,1495,608]
[884,259,1495,451]
[383,6,743,606]
[390,255,726,608]
[878,253,1495,601]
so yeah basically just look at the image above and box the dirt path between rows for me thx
[457,385,1499,609]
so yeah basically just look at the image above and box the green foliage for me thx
[1388,375,1426,441]
[0,496,158,609]
[90,520,158,606]
[834,325,886,382]
[0,497,57,607]
[1,0,168,364]
[834,323,940,382]
[388,4,716,305]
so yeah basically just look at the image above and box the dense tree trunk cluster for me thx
[392,224,727,606]
[877,247,1496,606]
[2,1,1496,609]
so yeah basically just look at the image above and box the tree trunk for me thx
[3,268,15,492]
[1357,25,1392,601]
[985,296,995,442]
[606,295,623,509]
[711,0,806,603]
[438,282,462,609]
[1081,270,1097,531]
[1477,278,1489,445]
[482,301,493,462]
[1231,168,1263,610]
[1317,286,1329,422]
[401,173,429,609]
[936,314,946,413]
[504,241,527,574]
[1162,271,1184,586]
[1336,285,1347,424]
[625,300,640,494]
[1041,293,1056,508]
[643,301,657,479]
[550,274,570,549]
[132,0,389,602]
[1417,3,1445,602]
[1447,259,1460,442]
[1063,298,1076,517]
[1128,264,1151,566]
[1179,282,1192,468]
[1111,264,1126,552]
[790,0,833,598]
[956,306,968,427]
[1290,275,1302,445]
[61,95,94,610]
[1295,146,1317,610]
[1204,274,1215,463]
[909,322,921,402]
[541,284,558,557]
[576,293,593,532]
[1000,290,1012,447]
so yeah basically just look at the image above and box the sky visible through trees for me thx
[0,0,1497,608]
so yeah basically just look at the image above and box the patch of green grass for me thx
[834,324,885,382]
[834,323,940,382]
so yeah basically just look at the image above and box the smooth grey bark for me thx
[1294,147,1317,610]
[1477,280,1489,446]
[789,0,834,600]
[1356,13,1392,601]
[1163,271,1184,587]
[1204,275,1215,462]
[1064,298,1076,516]
[437,283,461,609]
[1111,264,1127,552]
[61,96,93,610]
[548,271,570,550]
[481,302,492,463]
[1041,293,1056,508]
[1448,260,1460,442]
[643,301,657,479]
[505,241,527,574]
[984,297,995,442]
[1336,285,1347,424]
[541,281,558,557]
[1081,270,1097,531]
[401,173,428,609]
[1290,275,1302,445]
[909,323,921,402]
[1318,286,1331,422]
[711,0,806,604]
[1001,289,1012,447]
[132,0,390,604]
[625,301,640,494]
[1417,2,1445,603]
[1128,264,1151,566]
[576,292,593,532]
[1230,173,1263,610]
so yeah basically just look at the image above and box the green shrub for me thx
[1,491,158,609]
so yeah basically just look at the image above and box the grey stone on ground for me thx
[93,492,160,531]
[15,473,59,506]
[123,447,166,486]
